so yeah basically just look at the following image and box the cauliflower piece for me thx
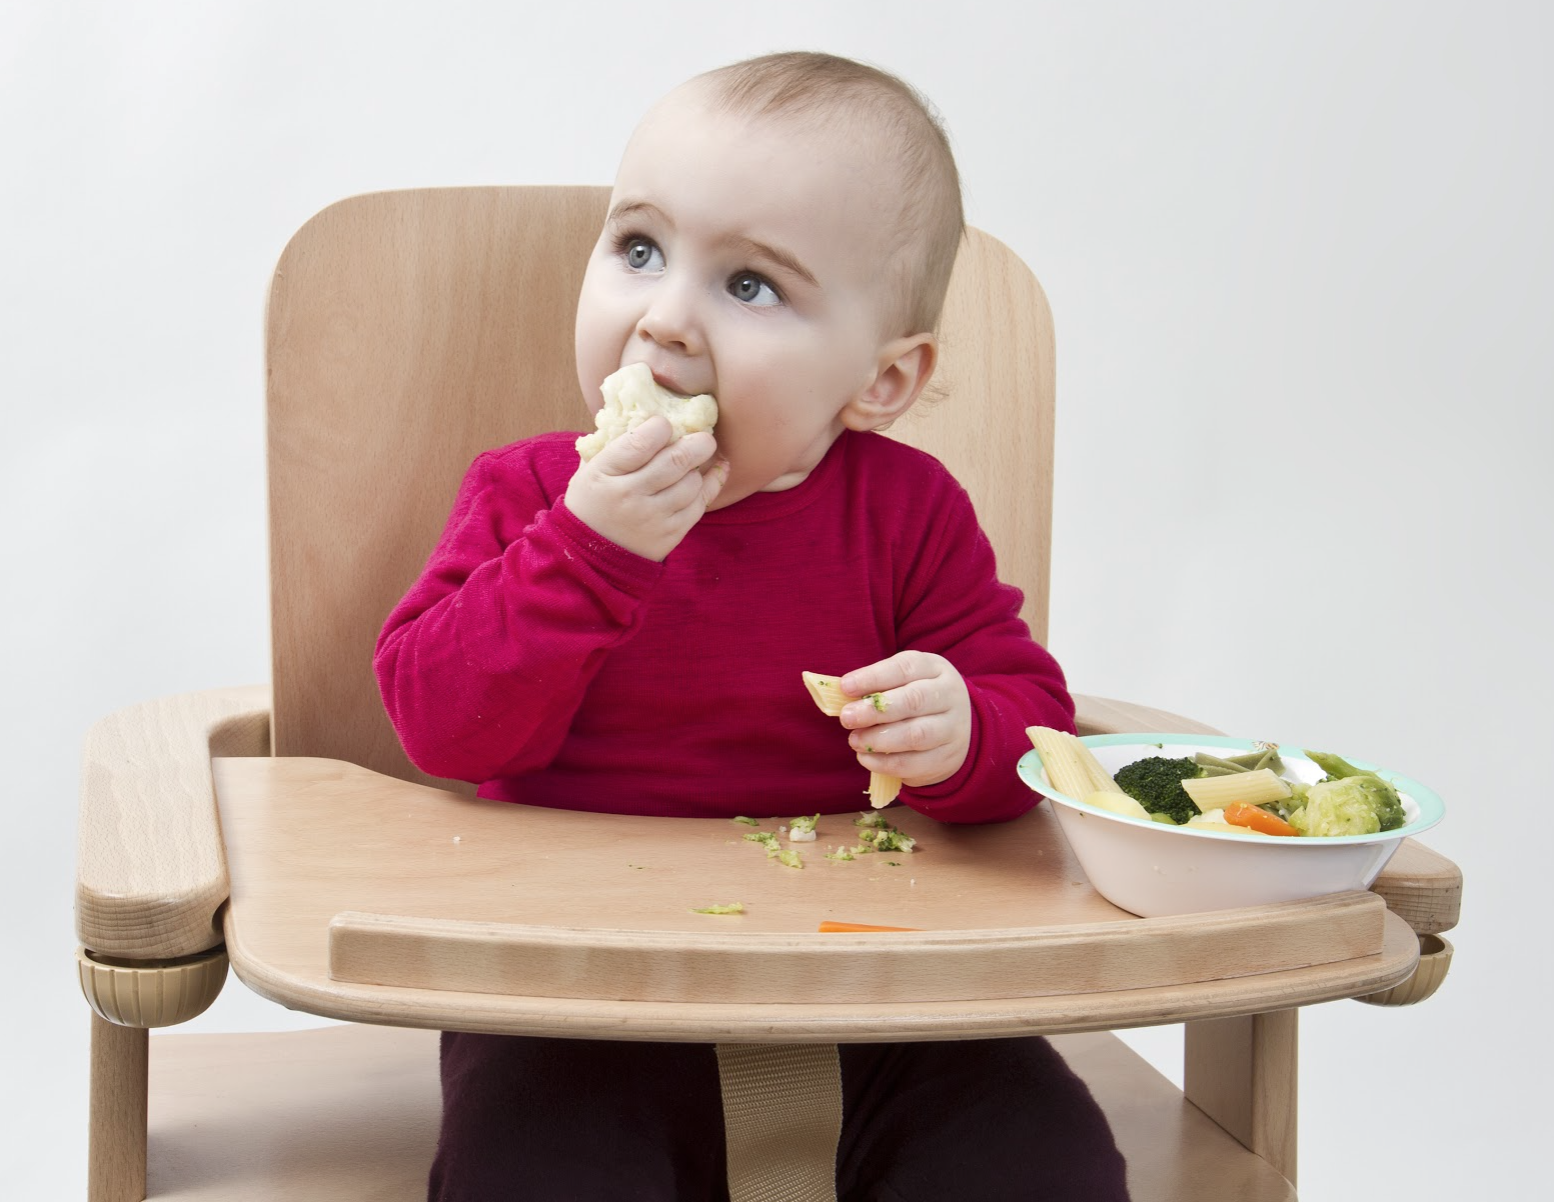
[1289,775,1404,837]
[788,814,819,842]
[576,363,718,460]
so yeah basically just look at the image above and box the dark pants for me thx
[429,1033,1130,1201]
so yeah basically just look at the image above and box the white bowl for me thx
[1016,734,1445,918]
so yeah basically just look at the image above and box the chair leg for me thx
[716,1043,843,1202]
[1183,1009,1299,1186]
[88,1012,148,1202]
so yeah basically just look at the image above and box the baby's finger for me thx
[849,714,950,757]
[855,747,940,785]
[699,457,730,508]
[637,430,719,494]
[840,677,950,730]
[841,650,946,701]
[592,415,675,475]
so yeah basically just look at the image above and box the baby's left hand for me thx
[839,651,971,789]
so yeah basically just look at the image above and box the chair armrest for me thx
[1072,694,1224,737]
[76,685,272,960]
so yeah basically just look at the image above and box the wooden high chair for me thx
[76,188,1462,1202]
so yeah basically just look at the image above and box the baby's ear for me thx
[840,334,938,432]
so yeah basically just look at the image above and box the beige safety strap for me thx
[715,1042,844,1202]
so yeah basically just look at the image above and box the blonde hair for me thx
[696,52,965,336]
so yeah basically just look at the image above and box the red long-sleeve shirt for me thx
[375,428,1073,821]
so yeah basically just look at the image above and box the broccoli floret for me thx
[871,828,916,854]
[1112,756,1202,825]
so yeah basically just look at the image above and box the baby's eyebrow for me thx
[725,234,818,289]
[608,199,667,226]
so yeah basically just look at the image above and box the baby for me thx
[377,51,1128,1202]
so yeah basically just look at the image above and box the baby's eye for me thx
[729,271,780,307]
[621,237,664,273]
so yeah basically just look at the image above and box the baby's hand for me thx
[564,415,727,561]
[838,651,971,789]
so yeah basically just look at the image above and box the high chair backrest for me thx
[266,188,1056,786]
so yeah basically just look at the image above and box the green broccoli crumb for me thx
[691,902,746,915]
[731,816,761,827]
[869,692,888,712]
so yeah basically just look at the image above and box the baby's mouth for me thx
[648,371,702,400]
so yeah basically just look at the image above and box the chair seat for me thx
[145,1024,1295,1201]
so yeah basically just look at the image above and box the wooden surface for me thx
[327,891,1383,1005]
[267,187,606,788]
[1074,693,1225,738]
[139,1023,1295,1201]
[1364,839,1462,934]
[1185,1011,1299,1185]
[265,189,1057,789]
[89,1014,147,1202]
[76,685,271,959]
[886,225,1055,643]
[212,754,1419,1042]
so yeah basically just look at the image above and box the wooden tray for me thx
[213,756,1420,1041]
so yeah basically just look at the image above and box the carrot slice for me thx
[1224,801,1300,837]
[817,921,922,933]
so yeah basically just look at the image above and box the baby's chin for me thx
[706,464,811,511]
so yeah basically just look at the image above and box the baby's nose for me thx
[637,281,704,354]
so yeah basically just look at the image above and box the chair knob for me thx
[1355,933,1453,1007]
[77,945,229,1027]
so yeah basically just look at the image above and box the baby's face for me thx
[575,84,906,507]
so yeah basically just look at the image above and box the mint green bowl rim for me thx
[1016,732,1445,844]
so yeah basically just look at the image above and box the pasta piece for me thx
[1083,790,1151,821]
[801,671,848,717]
[1181,768,1292,811]
[1025,726,1122,799]
[802,670,901,809]
[868,772,903,809]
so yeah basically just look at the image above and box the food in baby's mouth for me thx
[575,363,718,460]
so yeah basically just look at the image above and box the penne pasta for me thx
[1181,768,1292,811]
[801,671,849,717]
[1025,726,1123,799]
[802,670,902,808]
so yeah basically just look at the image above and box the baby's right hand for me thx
[564,415,727,562]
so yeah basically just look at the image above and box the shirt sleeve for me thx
[373,445,664,783]
[892,471,1075,824]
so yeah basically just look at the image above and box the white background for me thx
[4,1,1548,1197]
